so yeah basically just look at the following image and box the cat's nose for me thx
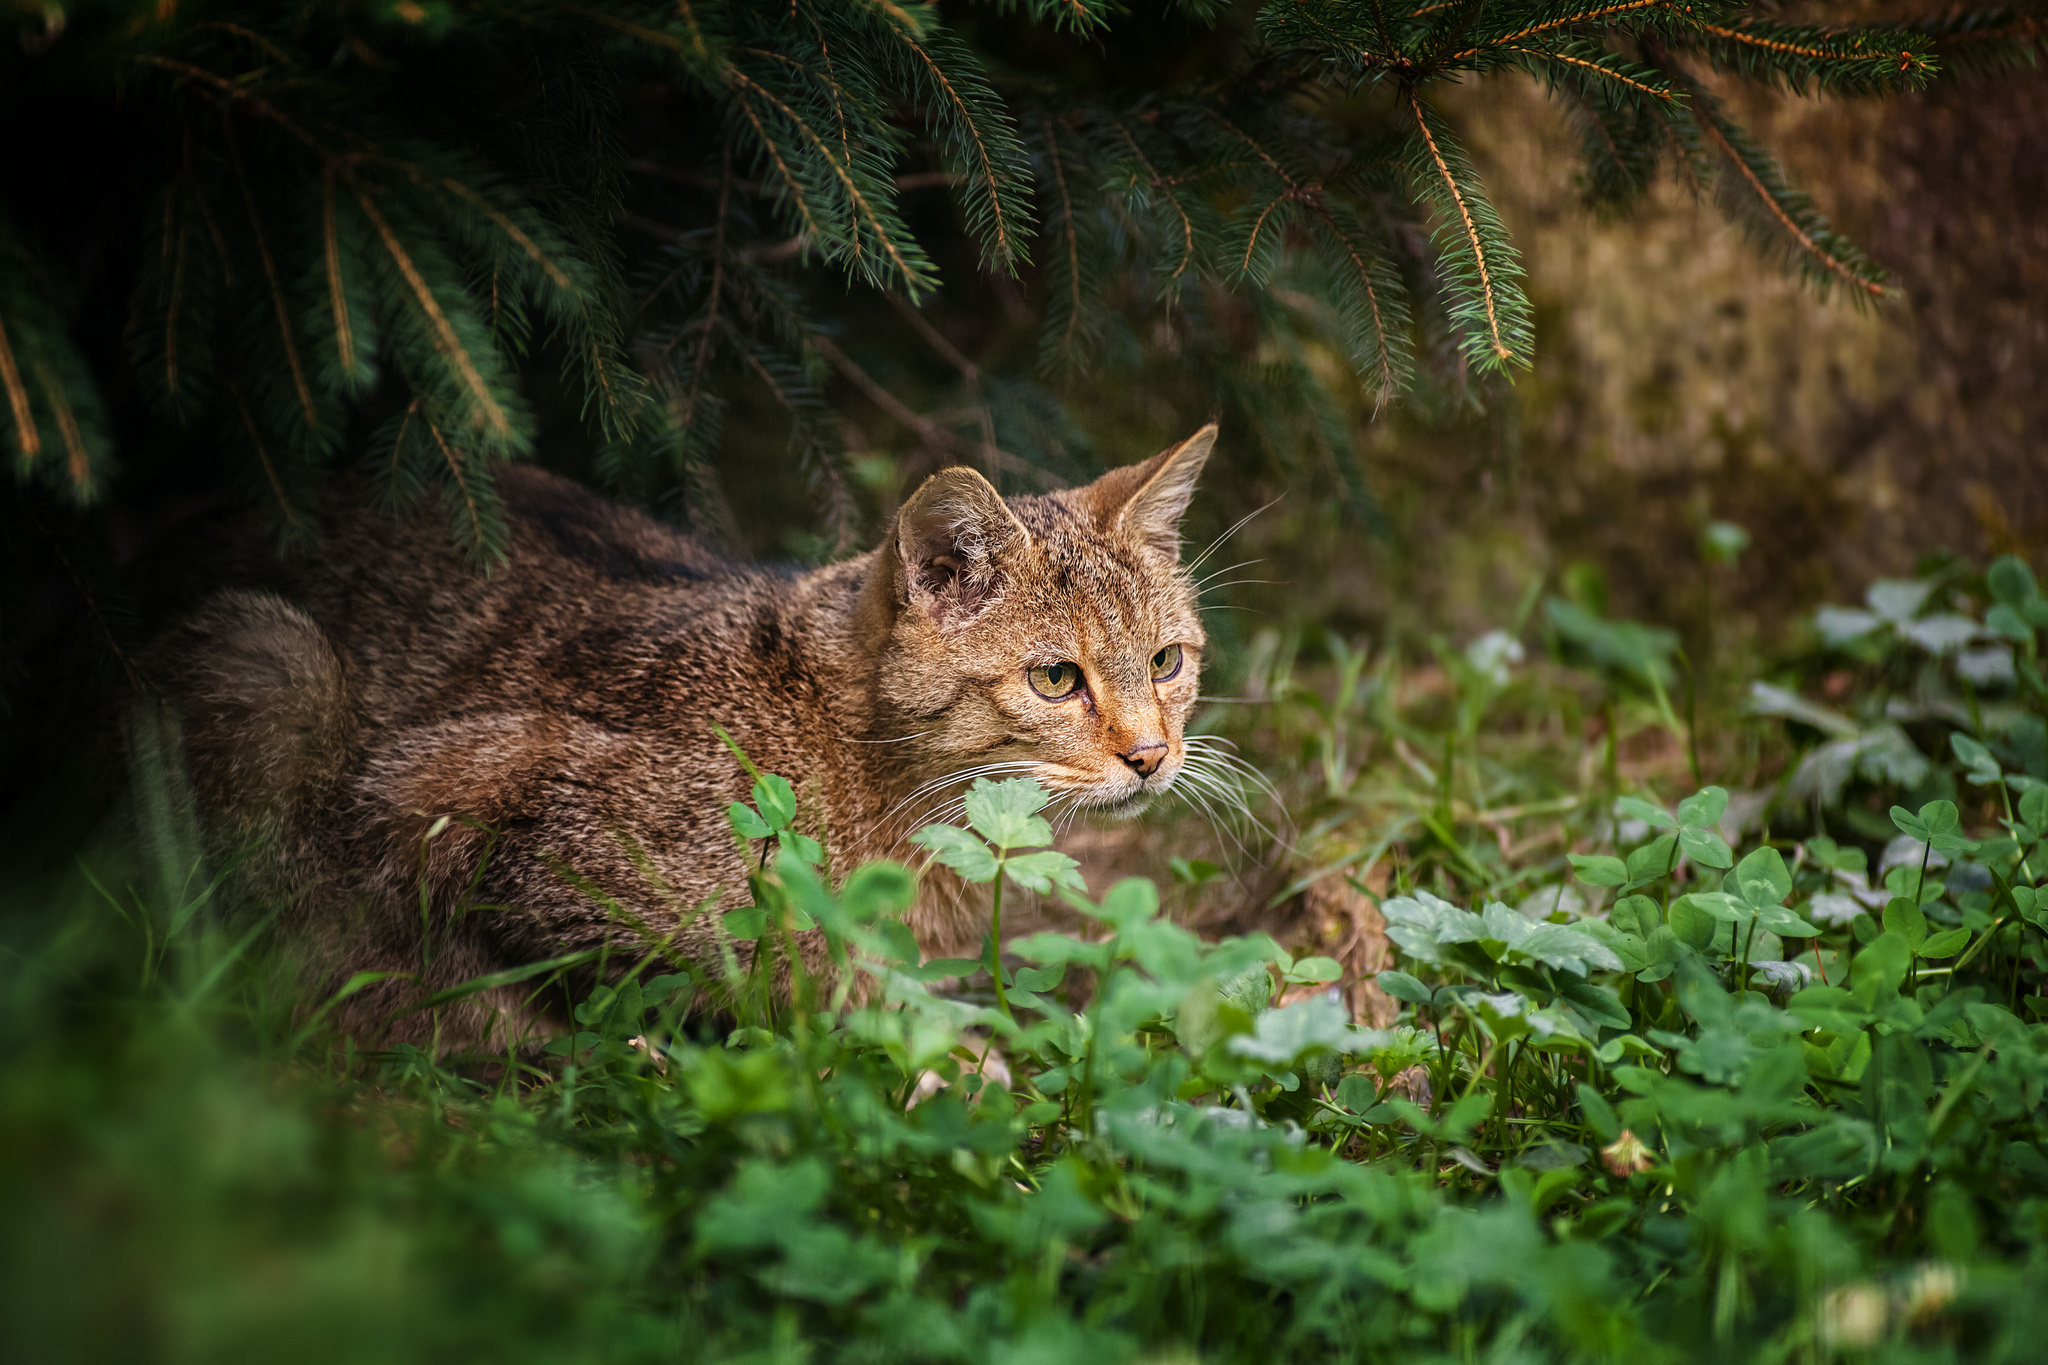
[1119,740,1167,779]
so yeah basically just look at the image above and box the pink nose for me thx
[1120,740,1167,778]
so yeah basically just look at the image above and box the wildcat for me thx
[153,424,1217,1050]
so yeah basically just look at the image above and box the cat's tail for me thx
[151,589,353,861]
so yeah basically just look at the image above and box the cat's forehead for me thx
[997,492,1199,647]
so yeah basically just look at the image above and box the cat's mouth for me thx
[1031,760,1173,819]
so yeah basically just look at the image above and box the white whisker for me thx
[1185,494,1283,576]
[1194,558,1266,588]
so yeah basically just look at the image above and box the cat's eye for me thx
[1028,661,1084,700]
[1150,643,1184,683]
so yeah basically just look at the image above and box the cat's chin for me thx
[1092,791,1153,819]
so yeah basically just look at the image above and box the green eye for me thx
[1151,643,1184,682]
[1027,661,1083,700]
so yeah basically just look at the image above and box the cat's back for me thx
[292,466,745,725]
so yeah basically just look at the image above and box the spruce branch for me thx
[876,21,1034,272]
[1305,198,1413,407]
[1206,109,1411,401]
[1042,118,1085,369]
[1680,19,1938,95]
[1639,52,1889,303]
[227,377,297,530]
[1107,116,1201,294]
[1692,112,1885,301]
[1509,41,1681,103]
[1913,7,2046,79]
[1447,0,1676,61]
[320,164,356,377]
[724,64,936,295]
[427,174,577,294]
[727,81,833,248]
[1404,89,1531,372]
[423,414,484,549]
[162,177,191,400]
[34,356,92,494]
[226,128,318,436]
[1566,90,1667,213]
[674,146,733,444]
[0,0,1994,550]
[0,315,35,464]
[349,182,517,439]
[130,54,320,150]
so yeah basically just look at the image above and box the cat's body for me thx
[155,428,1217,1049]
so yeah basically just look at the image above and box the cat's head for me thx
[867,425,1217,821]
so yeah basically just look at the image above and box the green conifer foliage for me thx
[0,0,2039,559]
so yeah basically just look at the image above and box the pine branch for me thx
[226,377,298,532]
[1206,109,1412,401]
[350,182,518,440]
[724,63,937,295]
[886,24,1035,272]
[0,314,36,466]
[1508,40,1681,105]
[226,128,318,436]
[320,164,356,378]
[1679,19,1939,95]
[1403,90,1531,372]
[1041,119,1087,371]
[1304,198,1414,407]
[34,354,92,497]
[1447,0,1679,61]
[1106,115,1202,295]
[1661,68,1888,302]
[1914,7,2047,79]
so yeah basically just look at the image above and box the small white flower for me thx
[1518,885,1586,921]
[1903,1262,1961,1324]
[1465,629,1525,686]
[1808,892,1865,927]
[1821,1284,1887,1349]
[1881,835,1948,876]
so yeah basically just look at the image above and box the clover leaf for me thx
[1890,799,1980,857]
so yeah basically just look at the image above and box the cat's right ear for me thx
[892,466,1030,624]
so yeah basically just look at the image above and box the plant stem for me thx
[1678,650,1704,789]
[1947,910,2018,978]
[989,861,1012,1024]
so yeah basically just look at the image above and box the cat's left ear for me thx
[1089,423,1217,560]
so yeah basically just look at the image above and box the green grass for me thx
[5,557,2048,1363]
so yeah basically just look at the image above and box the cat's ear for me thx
[1087,423,1217,560]
[893,465,1030,622]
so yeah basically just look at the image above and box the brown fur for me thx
[154,427,1219,1050]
